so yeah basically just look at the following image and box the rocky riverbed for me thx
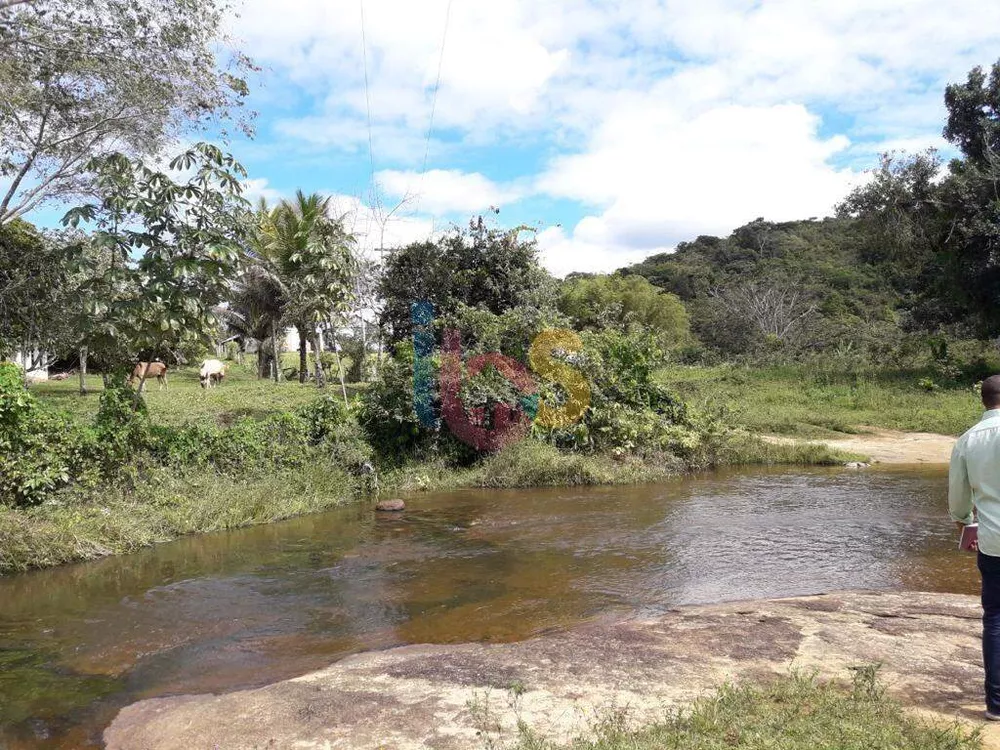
[104,590,996,749]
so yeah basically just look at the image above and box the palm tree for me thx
[221,265,285,379]
[244,192,357,389]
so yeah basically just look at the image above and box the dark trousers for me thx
[979,551,1000,712]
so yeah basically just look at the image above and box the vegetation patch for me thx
[0,464,354,575]
[482,670,980,750]
[659,364,981,438]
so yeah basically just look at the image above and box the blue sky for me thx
[23,0,1000,275]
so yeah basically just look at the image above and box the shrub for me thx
[297,395,373,472]
[359,347,443,462]
[0,363,98,505]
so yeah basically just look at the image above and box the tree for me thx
[379,217,556,343]
[837,150,942,277]
[222,264,285,380]
[558,273,690,347]
[710,280,817,347]
[0,0,254,223]
[911,58,1000,335]
[0,219,60,360]
[249,192,358,391]
[944,61,1000,169]
[62,142,249,404]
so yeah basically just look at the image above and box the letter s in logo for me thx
[528,329,590,429]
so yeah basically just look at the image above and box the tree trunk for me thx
[332,336,348,406]
[271,322,282,382]
[78,346,88,395]
[131,362,150,412]
[312,330,326,389]
[297,323,308,383]
[373,324,380,378]
[256,347,266,379]
[360,318,367,381]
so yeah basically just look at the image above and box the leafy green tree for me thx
[0,0,254,223]
[558,273,690,347]
[379,217,556,343]
[62,142,249,405]
[837,150,942,280]
[910,58,1000,335]
[250,191,358,390]
[944,61,1000,168]
[222,264,285,380]
[0,219,69,361]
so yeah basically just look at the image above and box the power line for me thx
[416,0,454,213]
[359,0,376,186]
[358,0,381,260]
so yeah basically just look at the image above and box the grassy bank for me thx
[0,363,861,575]
[29,365,337,427]
[0,464,356,574]
[0,434,854,576]
[659,364,982,438]
[482,670,979,750]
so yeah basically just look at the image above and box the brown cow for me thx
[129,361,168,391]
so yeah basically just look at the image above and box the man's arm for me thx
[950,439,975,526]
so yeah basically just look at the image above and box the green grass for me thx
[484,670,980,750]
[659,364,982,438]
[29,361,360,428]
[0,463,355,575]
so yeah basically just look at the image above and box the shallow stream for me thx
[0,466,976,747]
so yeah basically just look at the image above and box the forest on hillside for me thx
[619,61,1000,378]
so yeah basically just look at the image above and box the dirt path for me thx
[766,428,956,464]
[105,591,997,750]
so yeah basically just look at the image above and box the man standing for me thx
[951,374,1000,720]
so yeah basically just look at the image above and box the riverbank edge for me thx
[103,590,992,750]
[0,434,859,576]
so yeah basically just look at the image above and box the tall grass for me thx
[0,464,354,574]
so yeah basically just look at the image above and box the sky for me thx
[29,0,1000,276]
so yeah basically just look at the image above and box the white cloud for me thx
[537,223,652,278]
[376,169,523,215]
[241,177,284,205]
[326,193,436,256]
[228,0,1000,275]
[535,103,858,272]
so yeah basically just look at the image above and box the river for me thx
[0,465,977,748]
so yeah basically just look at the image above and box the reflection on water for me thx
[0,465,976,747]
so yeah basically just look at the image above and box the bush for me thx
[0,367,377,505]
[0,363,99,505]
[537,328,699,456]
[359,347,446,462]
[297,395,373,472]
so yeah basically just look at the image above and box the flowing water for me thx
[0,465,978,748]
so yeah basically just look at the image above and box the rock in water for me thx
[376,499,405,512]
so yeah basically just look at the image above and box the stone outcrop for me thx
[105,591,994,750]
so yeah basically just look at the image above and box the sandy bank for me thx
[765,428,956,464]
[105,590,996,750]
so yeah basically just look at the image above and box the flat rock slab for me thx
[105,591,992,750]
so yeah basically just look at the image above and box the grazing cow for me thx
[129,361,168,391]
[199,359,226,389]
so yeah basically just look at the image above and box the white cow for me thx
[199,359,227,389]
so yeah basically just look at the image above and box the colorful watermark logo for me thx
[412,301,591,451]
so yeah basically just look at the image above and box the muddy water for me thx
[0,466,977,748]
